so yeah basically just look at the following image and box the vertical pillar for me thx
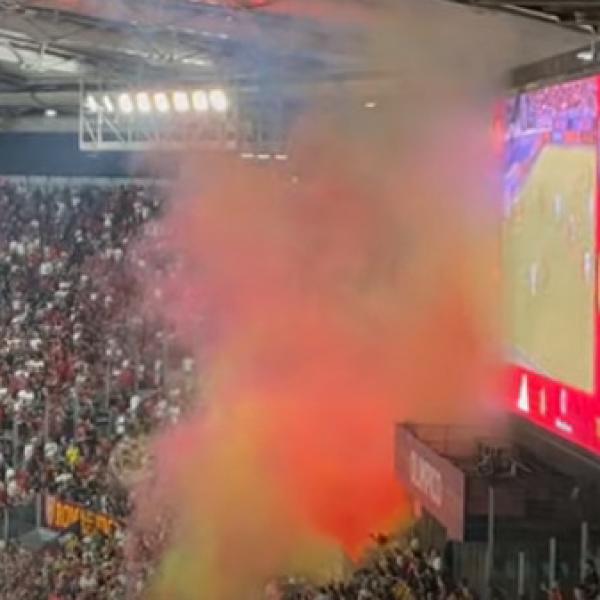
[35,493,42,529]
[581,521,589,582]
[549,537,557,589]
[485,486,495,600]
[517,551,526,598]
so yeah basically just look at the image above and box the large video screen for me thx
[503,76,600,454]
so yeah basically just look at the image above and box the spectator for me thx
[582,559,600,600]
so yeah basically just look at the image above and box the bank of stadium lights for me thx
[84,88,230,116]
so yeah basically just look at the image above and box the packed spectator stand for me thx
[0,179,186,599]
[277,535,600,600]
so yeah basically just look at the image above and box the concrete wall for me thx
[0,132,179,177]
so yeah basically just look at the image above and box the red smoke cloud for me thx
[130,99,501,599]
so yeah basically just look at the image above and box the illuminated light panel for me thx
[181,56,210,67]
[118,93,134,114]
[555,419,574,434]
[577,49,595,62]
[172,91,190,113]
[559,389,568,415]
[192,90,209,112]
[555,390,573,433]
[517,375,529,413]
[45,108,57,118]
[209,88,228,113]
[154,92,170,114]
[85,95,99,113]
[136,92,152,114]
[103,95,115,113]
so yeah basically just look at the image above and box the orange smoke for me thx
[130,97,501,599]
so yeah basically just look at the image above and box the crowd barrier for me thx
[0,496,40,543]
[0,175,171,187]
[1,493,123,544]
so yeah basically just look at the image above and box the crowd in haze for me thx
[279,537,600,600]
[0,180,597,600]
[0,180,187,598]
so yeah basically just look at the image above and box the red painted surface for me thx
[395,425,466,540]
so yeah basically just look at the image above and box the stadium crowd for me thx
[277,538,465,600]
[515,78,596,133]
[278,536,600,600]
[0,180,185,599]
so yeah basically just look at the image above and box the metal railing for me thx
[0,494,42,543]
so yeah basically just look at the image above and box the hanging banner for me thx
[395,425,466,541]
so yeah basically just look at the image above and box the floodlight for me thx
[118,93,134,114]
[208,89,228,113]
[103,95,115,113]
[136,92,152,114]
[85,95,99,113]
[173,91,190,113]
[45,108,57,118]
[577,49,595,62]
[154,92,170,114]
[192,90,209,112]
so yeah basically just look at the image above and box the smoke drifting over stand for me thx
[130,3,506,599]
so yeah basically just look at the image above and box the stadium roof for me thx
[450,0,600,33]
[0,0,591,122]
[0,0,365,92]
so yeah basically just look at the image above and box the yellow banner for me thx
[45,495,120,537]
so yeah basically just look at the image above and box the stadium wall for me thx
[0,132,179,178]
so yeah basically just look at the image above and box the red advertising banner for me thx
[395,425,466,541]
